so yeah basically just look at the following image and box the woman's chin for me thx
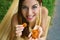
[27,20,34,23]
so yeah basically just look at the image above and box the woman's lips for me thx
[26,15,35,20]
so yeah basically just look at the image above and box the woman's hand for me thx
[28,37,46,40]
[28,25,43,40]
[16,25,24,37]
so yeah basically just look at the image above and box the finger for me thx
[38,37,45,40]
[33,25,38,30]
[16,30,21,34]
[29,37,34,40]
[16,29,23,34]
[35,38,38,40]
[38,27,43,37]
[32,38,35,40]
[16,32,22,37]
[19,32,22,36]
[39,27,42,31]
[28,32,32,38]
[32,38,38,40]
[16,27,24,32]
[29,37,32,40]
[16,25,23,28]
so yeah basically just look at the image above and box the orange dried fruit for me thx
[22,23,27,28]
[32,29,39,39]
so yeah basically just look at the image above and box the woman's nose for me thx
[28,8,33,16]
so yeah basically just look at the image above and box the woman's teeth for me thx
[28,16,33,18]
[27,16,34,20]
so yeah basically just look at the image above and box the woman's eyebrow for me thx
[22,5,28,8]
[22,5,27,7]
[33,4,38,6]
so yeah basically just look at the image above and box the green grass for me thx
[0,0,13,22]
[0,0,55,22]
[42,0,55,17]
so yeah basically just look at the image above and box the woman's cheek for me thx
[34,10,39,15]
[34,8,40,14]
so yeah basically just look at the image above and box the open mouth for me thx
[26,15,35,20]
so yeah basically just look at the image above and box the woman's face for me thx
[21,0,40,22]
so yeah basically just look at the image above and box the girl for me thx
[10,0,48,40]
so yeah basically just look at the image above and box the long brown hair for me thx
[17,0,42,38]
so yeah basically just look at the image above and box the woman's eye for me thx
[32,6,37,9]
[22,6,28,9]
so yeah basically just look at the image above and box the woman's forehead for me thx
[23,0,37,2]
[22,0,39,6]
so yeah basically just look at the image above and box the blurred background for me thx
[0,0,13,22]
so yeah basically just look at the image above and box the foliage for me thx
[42,0,55,16]
[0,0,13,22]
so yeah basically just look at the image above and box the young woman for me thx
[10,0,48,40]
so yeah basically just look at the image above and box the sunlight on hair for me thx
[0,0,19,40]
